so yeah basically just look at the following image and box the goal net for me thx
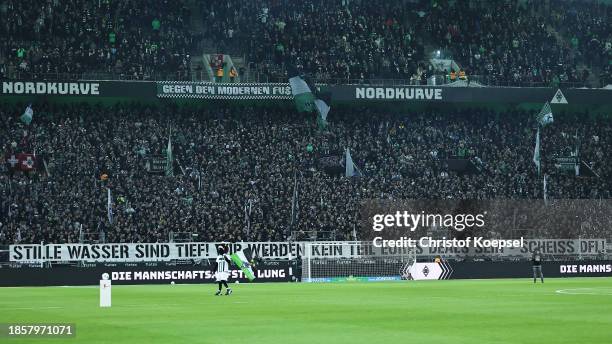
[301,242,416,282]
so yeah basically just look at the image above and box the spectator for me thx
[0,0,194,80]
[1,102,610,244]
[216,67,224,83]
[229,66,238,83]
[152,18,161,31]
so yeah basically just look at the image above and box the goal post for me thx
[301,241,416,282]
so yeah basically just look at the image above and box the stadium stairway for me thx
[187,0,206,81]
[231,56,246,83]
[190,55,205,81]
[188,0,204,34]
[186,0,243,82]
[545,14,601,88]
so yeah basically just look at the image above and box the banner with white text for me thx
[8,240,606,263]
[157,81,293,99]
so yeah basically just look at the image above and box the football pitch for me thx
[1,278,611,344]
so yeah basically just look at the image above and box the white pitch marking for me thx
[3,306,64,310]
[1,303,186,311]
[555,288,612,296]
[115,303,184,308]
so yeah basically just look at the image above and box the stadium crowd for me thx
[0,0,194,80]
[0,0,610,87]
[1,103,611,245]
[201,0,611,86]
[201,0,426,83]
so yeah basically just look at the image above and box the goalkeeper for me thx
[212,244,233,295]
[532,249,544,284]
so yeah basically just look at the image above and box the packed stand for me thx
[1,103,611,245]
[0,0,194,80]
[201,0,427,83]
[550,0,612,74]
[201,0,610,86]
[424,0,585,86]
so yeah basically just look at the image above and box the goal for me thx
[301,241,416,282]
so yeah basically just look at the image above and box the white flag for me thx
[536,102,553,126]
[533,128,541,175]
[345,148,362,177]
[543,174,548,205]
[20,105,33,125]
[107,188,113,224]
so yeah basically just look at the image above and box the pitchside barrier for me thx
[405,260,612,280]
[1,260,611,287]
[0,260,297,287]
[1,241,610,286]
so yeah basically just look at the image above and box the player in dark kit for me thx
[212,244,233,295]
[532,249,544,283]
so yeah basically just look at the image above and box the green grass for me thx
[1,278,612,344]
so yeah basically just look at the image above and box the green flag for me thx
[289,72,330,129]
[230,249,255,281]
[289,76,316,113]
